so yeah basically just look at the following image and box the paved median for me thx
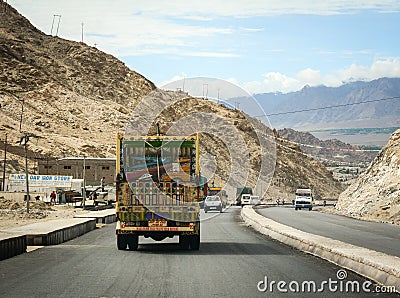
[0,209,116,261]
[241,206,400,293]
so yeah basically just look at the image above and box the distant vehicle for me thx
[240,194,252,207]
[250,195,260,206]
[207,178,228,208]
[236,187,253,206]
[294,188,313,211]
[204,196,223,213]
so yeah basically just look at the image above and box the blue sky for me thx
[8,0,400,94]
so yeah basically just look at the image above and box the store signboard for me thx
[8,174,73,187]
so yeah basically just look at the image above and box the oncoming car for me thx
[204,195,223,213]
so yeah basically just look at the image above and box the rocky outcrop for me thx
[336,129,400,224]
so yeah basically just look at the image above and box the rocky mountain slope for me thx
[128,89,345,199]
[0,2,344,200]
[255,78,400,129]
[336,128,400,224]
[278,128,377,166]
[0,1,155,170]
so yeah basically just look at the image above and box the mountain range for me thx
[254,78,400,130]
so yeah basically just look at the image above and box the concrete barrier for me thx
[74,209,116,224]
[241,206,400,293]
[0,209,116,261]
[1,218,96,246]
[0,232,27,261]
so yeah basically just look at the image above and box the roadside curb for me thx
[0,209,116,261]
[241,206,400,293]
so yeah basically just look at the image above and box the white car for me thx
[204,196,223,213]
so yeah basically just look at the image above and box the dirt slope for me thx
[336,129,400,224]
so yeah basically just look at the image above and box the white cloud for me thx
[9,0,400,59]
[183,51,240,58]
[237,58,400,94]
[337,58,400,81]
[123,0,400,17]
[8,0,235,58]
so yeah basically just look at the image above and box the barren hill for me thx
[335,128,400,225]
[0,1,344,200]
[0,1,155,170]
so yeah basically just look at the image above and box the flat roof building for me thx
[38,157,116,187]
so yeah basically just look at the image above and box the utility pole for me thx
[235,101,240,110]
[19,134,31,213]
[51,15,61,36]
[202,84,208,99]
[19,98,24,132]
[81,22,84,43]
[2,133,7,191]
[82,155,86,209]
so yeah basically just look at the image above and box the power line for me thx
[255,96,400,117]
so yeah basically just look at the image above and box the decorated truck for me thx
[207,178,228,209]
[115,133,203,250]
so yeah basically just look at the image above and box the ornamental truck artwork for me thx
[115,133,203,251]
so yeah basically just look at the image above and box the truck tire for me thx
[179,235,190,250]
[127,235,139,251]
[117,234,127,250]
[295,207,298,210]
[190,234,200,250]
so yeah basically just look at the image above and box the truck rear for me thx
[115,133,203,250]
[207,178,227,208]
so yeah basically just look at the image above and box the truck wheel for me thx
[190,234,200,250]
[295,207,298,210]
[117,234,128,250]
[127,235,139,251]
[179,235,190,250]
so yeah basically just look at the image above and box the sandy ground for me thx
[0,197,94,230]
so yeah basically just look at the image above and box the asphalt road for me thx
[0,207,397,297]
[256,206,400,258]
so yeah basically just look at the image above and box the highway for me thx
[0,207,397,297]
[256,206,400,258]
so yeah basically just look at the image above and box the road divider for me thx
[0,209,116,261]
[3,218,96,246]
[241,206,400,293]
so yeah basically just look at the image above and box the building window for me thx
[85,166,91,170]
[44,165,52,169]
[64,165,71,169]
[102,166,110,170]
